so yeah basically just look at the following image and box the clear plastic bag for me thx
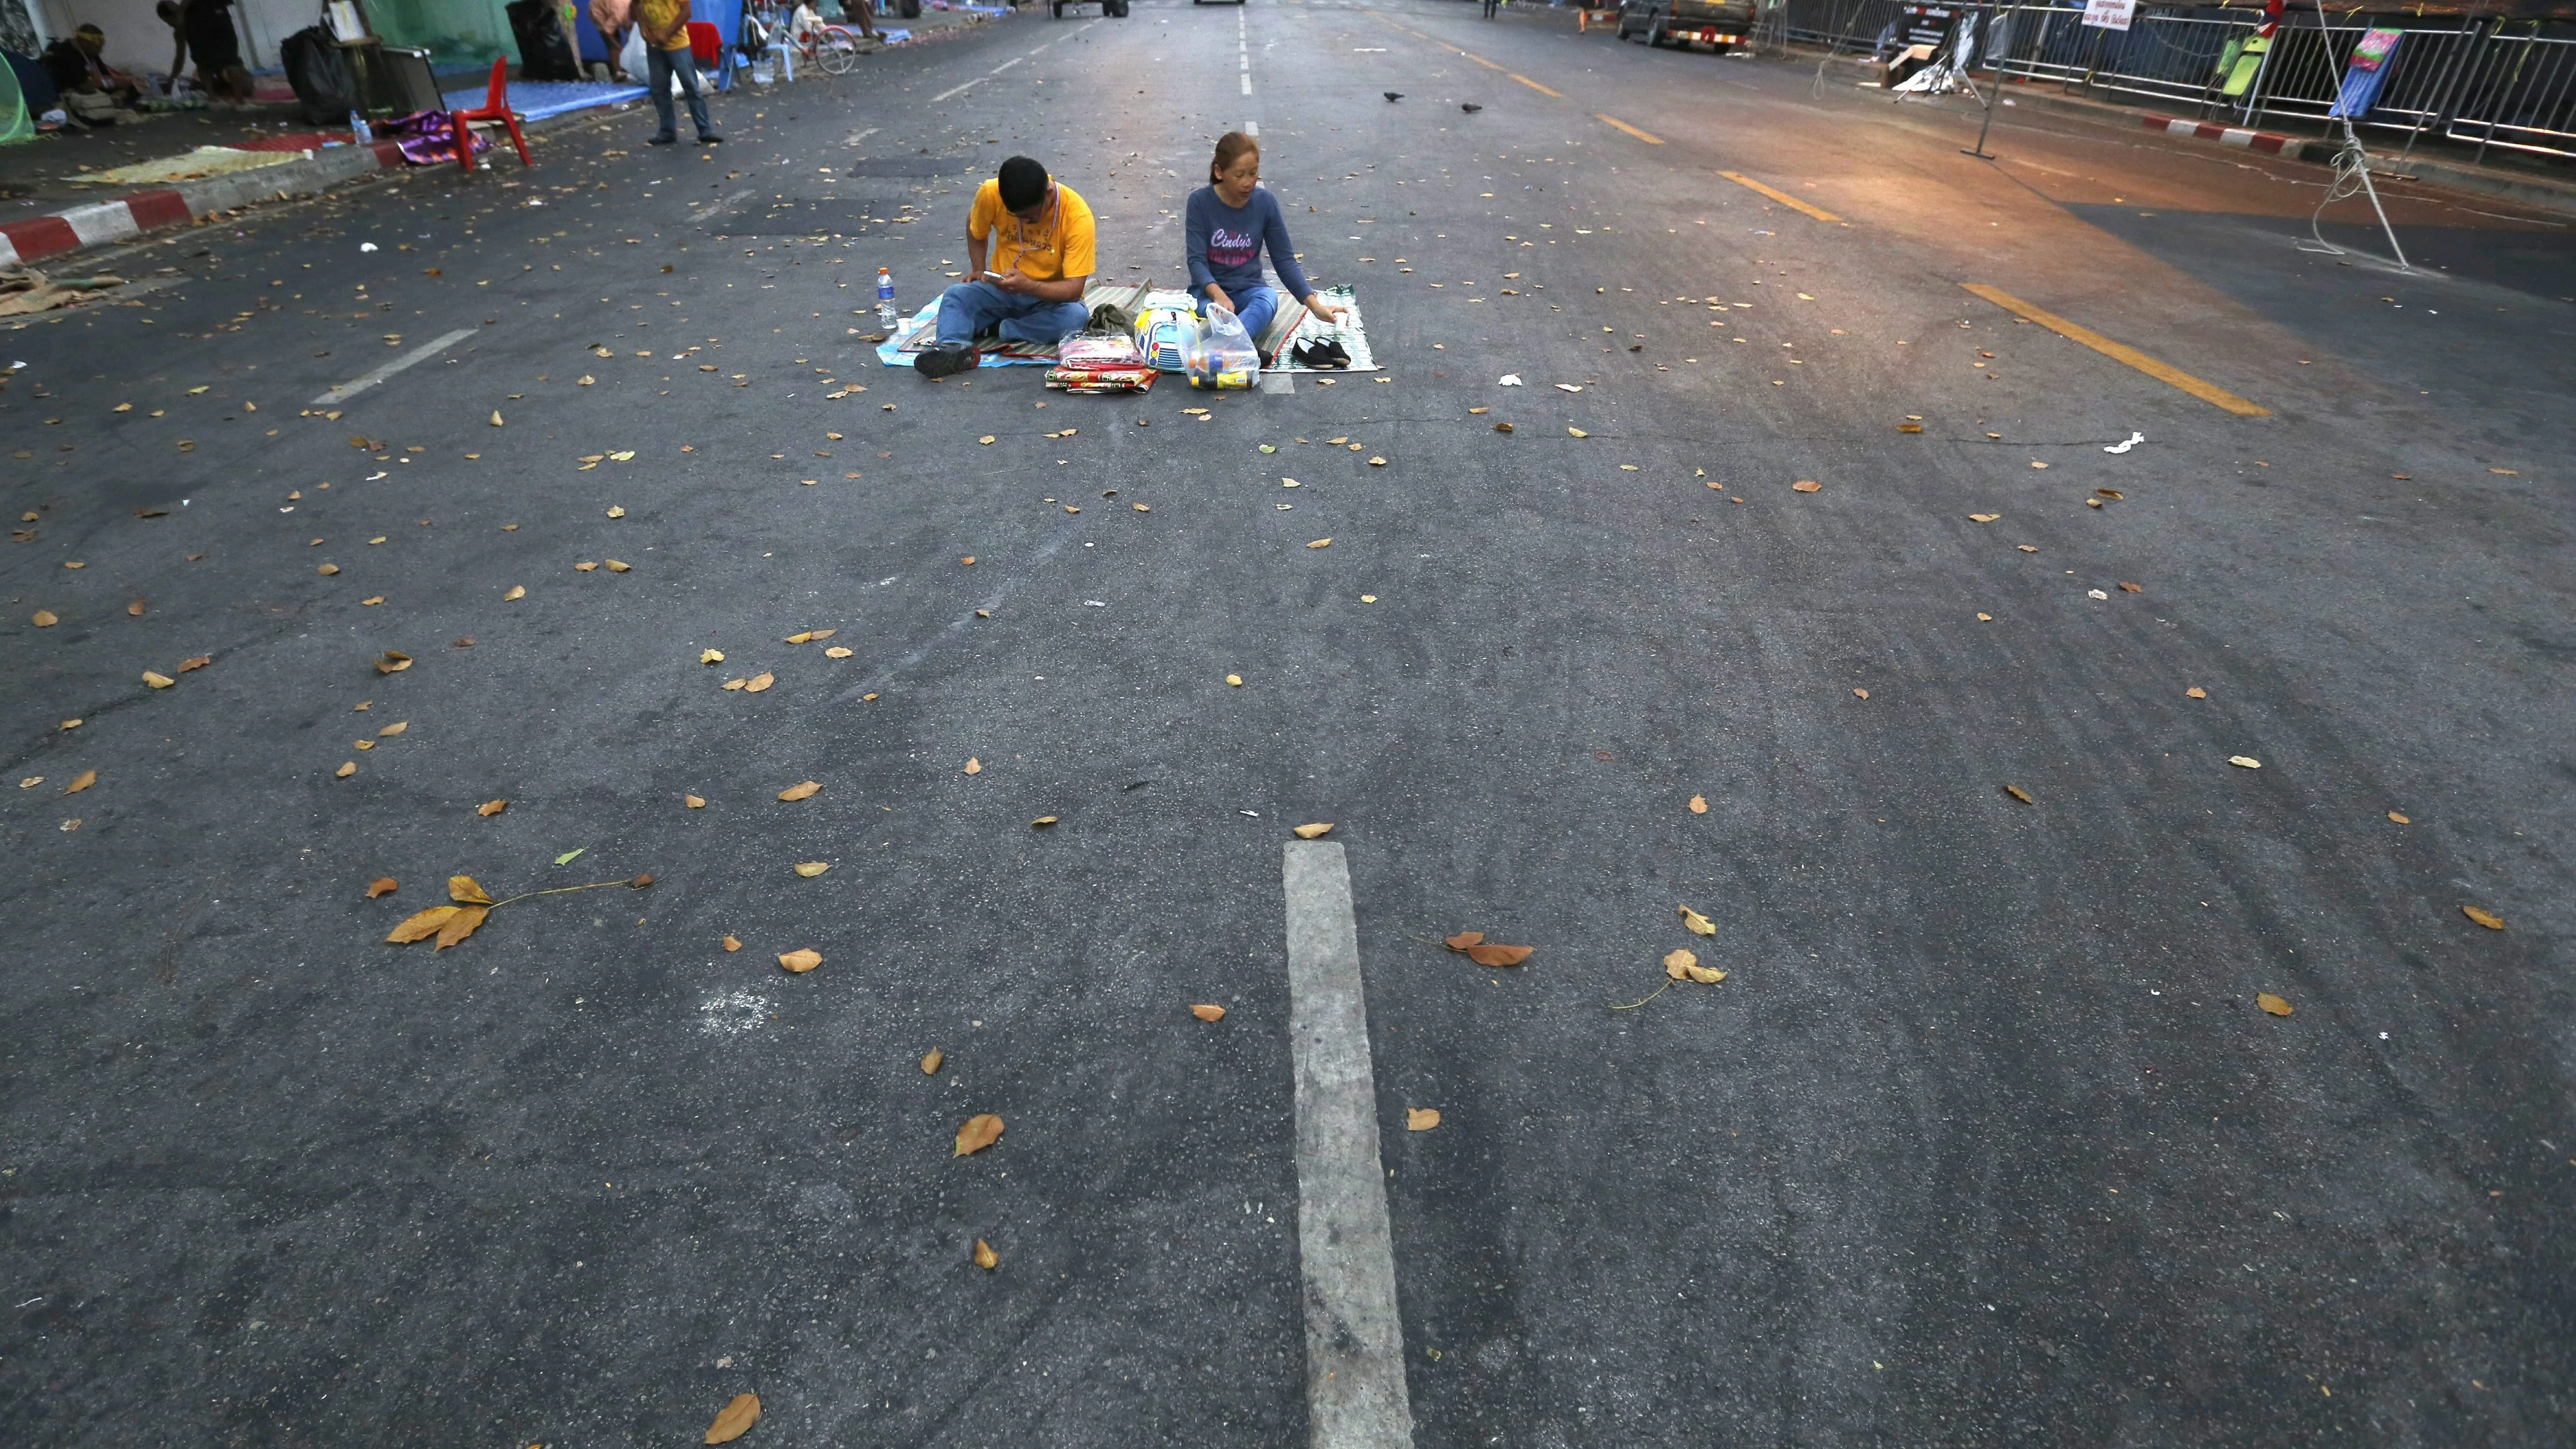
[1187,304,1259,389]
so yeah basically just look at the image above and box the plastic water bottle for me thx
[876,267,897,328]
[348,110,372,144]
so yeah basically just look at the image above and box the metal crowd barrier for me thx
[1772,0,2576,163]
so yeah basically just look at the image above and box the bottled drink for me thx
[875,267,897,328]
[348,110,372,144]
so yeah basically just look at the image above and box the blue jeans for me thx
[935,280,1090,347]
[1199,285,1280,341]
[648,45,713,141]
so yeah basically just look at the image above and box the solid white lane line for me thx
[1282,841,1416,1449]
[309,328,479,406]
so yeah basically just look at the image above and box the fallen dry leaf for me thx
[705,1392,760,1445]
[318,564,340,575]
[434,906,488,950]
[921,1047,943,1074]
[779,947,822,974]
[701,649,725,665]
[1567,428,1589,438]
[777,780,821,802]
[2257,992,2292,1017]
[2118,581,2142,592]
[2029,460,2049,469]
[2463,905,2505,930]
[385,906,460,943]
[376,650,412,674]
[744,672,775,694]
[824,646,853,658]
[723,935,741,952]
[1792,480,1822,493]
[1192,1003,1227,1021]
[604,560,630,573]
[2229,756,2263,770]
[1689,795,1708,814]
[336,761,357,778]
[127,599,147,618]
[1031,815,1059,828]
[955,1113,1004,1156]
[489,411,504,428]
[1969,513,2001,523]
[64,769,96,794]
[2387,811,2409,824]
[367,877,398,899]
[449,875,492,905]
[31,610,57,627]
[575,562,597,572]
[2004,784,2035,804]
[1664,948,1699,980]
[785,631,814,645]
[2187,687,2207,699]
[1679,905,1716,936]
[1465,943,1535,967]
[686,794,707,808]
[503,585,526,601]
[963,758,982,775]
[1853,688,1869,699]
[477,799,508,816]
[1444,931,1484,950]
[1292,822,1334,839]
[974,1238,1000,1270]
[1307,538,1333,549]
[606,506,626,519]
[793,862,830,877]
[1226,674,1243,686]
[377,721,407,738]
[1494,421,1514,433]
[177,655,211,673]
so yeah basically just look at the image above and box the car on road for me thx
[1052,0,1129,15]
[1616,0,1755,50]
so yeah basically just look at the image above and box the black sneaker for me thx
[697,133,723,145]
[914,342,977,379]
[646,133,677,145]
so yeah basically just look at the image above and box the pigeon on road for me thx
[1462,103,1482,113]
[1384,91,1403,101]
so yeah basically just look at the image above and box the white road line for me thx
[309,328,479,406]
[842,125,879,147]
[1240,7,1252,95]
[1282,841,1416,1449]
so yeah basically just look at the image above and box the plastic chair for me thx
[687,20,721,65]
[449,57,532,173]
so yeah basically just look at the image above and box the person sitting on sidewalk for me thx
[44,25,145,122]
[635,0,721,145]
[1186,131,1343,343]
[914,155,1095,380]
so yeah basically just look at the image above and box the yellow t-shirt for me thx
[968,179,1096,283]
[636,0,691,50]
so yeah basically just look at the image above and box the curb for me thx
[0,140,409,269]
[2141,113,2311,162]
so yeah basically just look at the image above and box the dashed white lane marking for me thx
[1240,6,1253,95]
[309,327,479,406]
[1283,841,1416,1449]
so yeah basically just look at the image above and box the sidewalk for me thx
[0,3,1009,267]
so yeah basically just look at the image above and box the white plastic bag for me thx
[1187,304,1259,389]
[619,26,648,79]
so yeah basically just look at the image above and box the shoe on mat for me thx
[914,341,978,379]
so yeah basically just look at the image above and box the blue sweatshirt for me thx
[1184,185,1312,302]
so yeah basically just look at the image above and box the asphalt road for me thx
[4,3,2572,1445]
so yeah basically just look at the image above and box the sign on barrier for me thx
[2082,0,2137,30]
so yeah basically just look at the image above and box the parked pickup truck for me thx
[1615,0,1757,50]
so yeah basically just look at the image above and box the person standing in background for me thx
[589,0,633,80]
[633,0,719,145]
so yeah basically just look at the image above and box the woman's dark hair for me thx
[1210,131,1258,187]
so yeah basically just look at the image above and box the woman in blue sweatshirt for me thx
[1185,131,1345,341]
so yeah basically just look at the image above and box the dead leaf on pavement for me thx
[376,650,412,674]
[142,670,175,689]
[1680,905,1716,936]
[377,721,407,738]
[1307,538,1333,549]
[779,948,822,974]
[64,770,96,794]
[2387,811,2409,824]
[178,655,211,673]
[1792,480,1821,493]
[744,673,774,693]
[1192,1004,1227,1021]
[504,586,526,601]
[921,1047,943,1074]
[2257,992,2292,1016]
[723,935,741,952]
[2004,784,2034,804]
[1292,822,1334,838]
[31,610,56,627]
[1689,795,1707,813]
[1444,931,1484,950]
[701,649,725,665]
[2187,687,2207,699]
[449,875,493,904]
[1407,1108,1441,1131]
[1664,948,1698,980]
[127,599,147,617]
[367,877,398,898]
[478,799,508,816]
[2463,905,2505,930]
[1466,943,1535,967]
[604,560,630,573]
[1567,428,1588,438]
[1968,513,2000,523]
[974,1238,1000,1270]
[777,780,821,801]
[2229,757,2262,770]
[794,862,830,877]
[386,906,461,943]
[1031,815,1059,828]
[686,794,707,808]
[963,758,982,775]
[705,1392,760,1444]
[434,906,488,950]
[336,761,357,778]
[955,1113,1004,1156]
[2118,581,2142,593]
[824,647,853,658]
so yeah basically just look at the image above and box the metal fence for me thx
[1775,0,2576,163]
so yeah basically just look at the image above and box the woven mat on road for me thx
[875,284,1157,369]
[74,146,301,187]
[872,283,1377,374]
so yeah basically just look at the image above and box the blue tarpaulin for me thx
[438,78,648,121]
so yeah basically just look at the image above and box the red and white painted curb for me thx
[0,139,408,269]
[2142,113,2312,162]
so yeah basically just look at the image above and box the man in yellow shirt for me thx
[635,0,719,146]
[914,156,1096,379]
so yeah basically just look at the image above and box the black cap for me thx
[997,156,1048,214]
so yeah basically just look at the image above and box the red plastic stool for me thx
[450,57,533,173]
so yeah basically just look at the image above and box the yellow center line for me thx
[1716,170,1845,224]
[1511,73,1565,97]
[1959,283,2271,417]
[1466,53,1506,72]
[1596,113,1664,143]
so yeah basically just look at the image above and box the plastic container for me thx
[1185,304,1259,389]
[348,110,373,144]
[876,267,897,327]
